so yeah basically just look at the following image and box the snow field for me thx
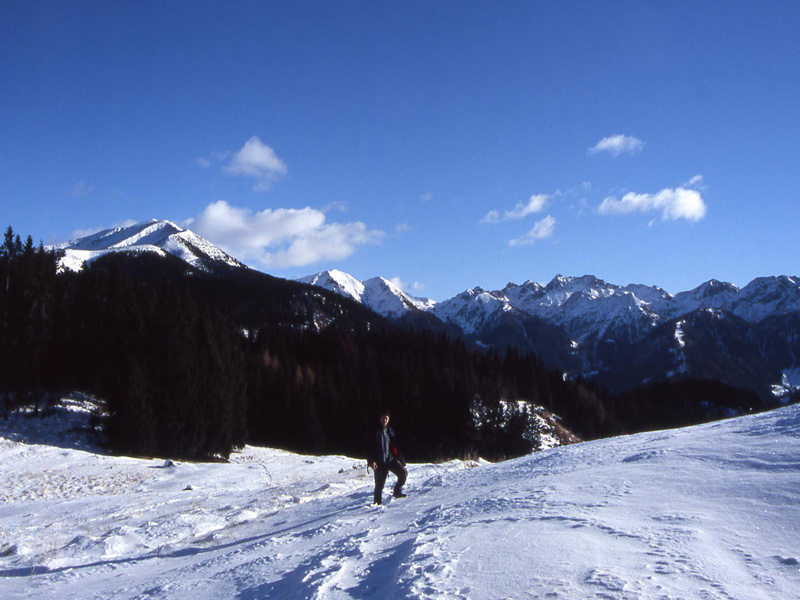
[1,398,799,599]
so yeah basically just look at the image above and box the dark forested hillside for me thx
[0,226,777,462]
[606,379,770,432]
[0,227,606,460]
[0,230,250,459]
[244,324,613,460]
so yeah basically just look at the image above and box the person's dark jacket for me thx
[367,426,405,467]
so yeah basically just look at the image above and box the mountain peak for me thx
[299,270,366,302]
[53,219,244,272]
[299,271,435,317]
[692,279,740,297]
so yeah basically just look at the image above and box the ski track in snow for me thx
[1,401,799,599]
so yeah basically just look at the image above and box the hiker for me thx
[367,411,407,505]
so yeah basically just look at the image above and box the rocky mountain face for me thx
[302,270,800,400]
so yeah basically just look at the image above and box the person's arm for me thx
[366,430,378,470]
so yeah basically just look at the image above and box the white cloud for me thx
[598,187,707,222]
[395,223,410,233]
[223,136,288,191]
[189,200,383,269]
[507,194,549,219]
[420,192,434,203]
[508,215,556,246]
[481,194,549,224]
[198,137,287,191]
[588,134,645,157]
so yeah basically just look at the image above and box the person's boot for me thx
[393,490,407,498]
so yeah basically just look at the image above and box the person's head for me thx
[379,411,390,428]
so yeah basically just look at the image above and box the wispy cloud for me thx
[68,219,138,242]
[508,215,557,246]
[420,192,434,203]
[684,174,706,190]
[481,194,549,224]
[72,180,95,198]
[588,134,645,157]
[189,200,383,269]
[197,137,288,191]
[389,277,425,293]
[598,187,707,222]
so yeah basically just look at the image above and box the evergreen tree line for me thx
[1,226,614,460]
[244,324,599,461]
[605,378,769,432]
[0,227,57,405]
[2,225,771,462]
[0,228,248,459]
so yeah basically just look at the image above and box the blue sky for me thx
[2,1,799,300]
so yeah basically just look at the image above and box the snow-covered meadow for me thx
[1,397,798,599]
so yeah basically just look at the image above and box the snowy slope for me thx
[2,398,799,599]
[54,220,245,272]
[299,270,367,303]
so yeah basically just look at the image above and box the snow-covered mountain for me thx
[432,286,516,335]
[299,270,435,320]
[301,271,800,340]
[301,270,800,398]
[54,219,245,272]
[2,395,799,599]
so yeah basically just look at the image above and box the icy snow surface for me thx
[1,400,799,599]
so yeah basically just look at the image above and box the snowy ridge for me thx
[299,270,366,303]
[303,270,800,330]
[54,219,244,272]
[300,269,800,396]
[1,398,799,598]
[362,277,436,319]
[432,287,514,335]
[299,270,435,320]
[302,269,800,350]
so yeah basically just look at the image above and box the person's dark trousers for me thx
[373,459,407,504]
